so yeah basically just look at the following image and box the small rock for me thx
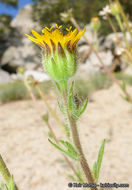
[1,4,41,72]
[76,50,113,79]
[24,70,50,82]
[1,38,40,70]
[1,46,16,65]
[11,4,40,34]
[124,66,132,75]
[10,73,22,81]
[0,69,11,84]
[88,51,113,67]
[101,32,123,50]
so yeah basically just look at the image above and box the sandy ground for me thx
[0,84,132,190]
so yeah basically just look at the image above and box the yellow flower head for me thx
[91,17,99,23]
[25,24,85,54]
[25,25,85,85]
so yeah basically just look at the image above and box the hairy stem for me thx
[62,88,97,190]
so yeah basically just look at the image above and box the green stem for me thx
[107,14,117,33]
[61,85,97,190]
[116,14,130,49]
[115,0,132,38]
[93,31,98,51]
[0,154,18,190]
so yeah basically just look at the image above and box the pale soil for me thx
[0,84,132,190]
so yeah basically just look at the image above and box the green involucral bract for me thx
[42,49,77,82]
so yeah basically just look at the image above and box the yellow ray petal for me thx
[71,28,86,46]
[31,30,42,39]
[25,34,39,43]
[24,34,44,46]
[25,26,85,51]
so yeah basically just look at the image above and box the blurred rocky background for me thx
[0,0,132,84]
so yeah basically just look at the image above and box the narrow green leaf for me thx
[48,132,54,139]
[75,168,85,183]
[49,139,79,160]
[42,112,49,122]
[69,81,74,95]
[121,80,126,91]
[92,162,97,182]
[58,100,65,115]
[96,139,106,182]
[59,140,77,154]
[68,167,84,183]
[77,98,88,117]
[0,183,7,190]
[59,140,79,160]
[120,94,130,102]
[68,81,74,113]
[7,176,15,190]
[54,81,61,93]
[67,174,76,181]
[49,139,66,153]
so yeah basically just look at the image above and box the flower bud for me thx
[110,2,120,16]
[90,17,100,31]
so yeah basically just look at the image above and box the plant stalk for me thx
[107,14,117,33]
[115,0,132,38]
[115,14,129,50]
[35,84,67,136]
[62,88,97,190]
